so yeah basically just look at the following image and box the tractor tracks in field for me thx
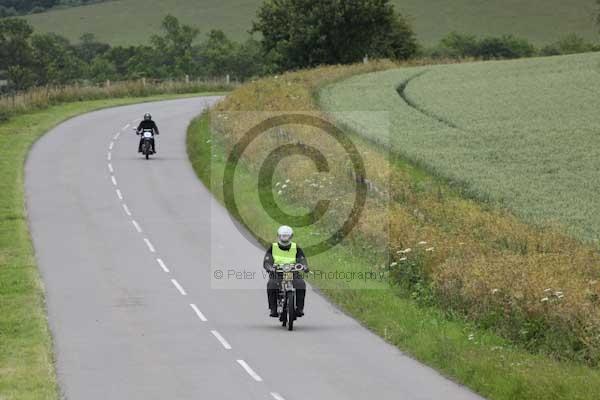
[396,70,461,130]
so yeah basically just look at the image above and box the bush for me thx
[541,33,598,56]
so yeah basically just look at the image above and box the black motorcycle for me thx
[139,128,155,159]
[273,263,306,331]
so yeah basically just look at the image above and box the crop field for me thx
[24,0,598,45]
[319,52,600,243]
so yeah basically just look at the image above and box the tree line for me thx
[0,15,265,91]
[1,0,599,92]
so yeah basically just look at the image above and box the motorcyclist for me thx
[263,225,308,318]
[136,112,159,153]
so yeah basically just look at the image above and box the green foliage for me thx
[540,33,599,56]
[431,32,537,59]
[252,0,417,70]
[0,16,265,91]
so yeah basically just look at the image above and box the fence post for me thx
[226,74,230,85]
[363,54,369,64]
[142,77,146,87]
[185,74,190,84]
[106,79,111,87]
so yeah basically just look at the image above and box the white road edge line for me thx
[143,238,156,253]
[113,132,121,140]
[236,360,263,382]
[108,163,114,173]
[190,303,207,321]
[109,142,114,150]
[116,189,123,200]
[171,279,187,295]
[131,220,142,233]
[270,393,286,400]
[122,204,132,216]
[123,123,130,130]
[211,330,232,350]
[111,176,117,186]
[156,258,170,273]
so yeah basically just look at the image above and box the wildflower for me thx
[491,288,499,294]
[425,247,434,252]
[285,179,290,183]
[277,190,283,195]
[555,291,563,296]
[541,297,549,302]
[544,288,552,293]
[418,241,427,245]
[398,248,412,254]
[399,257,407,261]
[557,294,564,299]
[281,184,288,189]
[390,262,398,267]
[275,182,280,187]
[206,139,211,143]
[468,333,475,341]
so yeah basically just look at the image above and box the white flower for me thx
[418,241,427,245]
[281,184,288,189]
[390,262,398,267]
[277,190,283,195]
[399,257,407,262]
[541,297,549,302]
[544,288,552,293]
[468,334,475,341]
[275,182,280,187]
[555,291,563,296]
[403,248,412,253]
[491,289,499,294]
[285,179,290,183]
[425,247,434,252]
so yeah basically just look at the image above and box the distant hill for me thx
[23,0,599,46]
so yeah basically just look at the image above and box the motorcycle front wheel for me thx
[287,292,295,331]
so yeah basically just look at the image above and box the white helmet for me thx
[277,225,293,246]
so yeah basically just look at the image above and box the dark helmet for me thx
[144,112,152,121]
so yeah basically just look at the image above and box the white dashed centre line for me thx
[190,304,207,321]
[270,393,286,400]
[116,189,123,200]
[236,360,263,382]
[131,220,142,233]
[108,163,114,173]
[109,142,114,150]
[122,203,132,216]
[107,152,112,161]
[113,132,121,140]
[111,176,117,186]
[211,330,232,350]
[156,258,170,273]
[170,279,187,295]
[123,123,130,130]
[143,238,156,253]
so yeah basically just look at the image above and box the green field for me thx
[319,52,600,242]
[24,0,599,45]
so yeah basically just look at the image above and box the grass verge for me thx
[187,97,600,398]
[0,92,223,400]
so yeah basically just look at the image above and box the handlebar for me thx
[272,263,306,272]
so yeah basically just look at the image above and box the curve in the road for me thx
[25,96,483,400]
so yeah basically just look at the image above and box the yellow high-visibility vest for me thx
[272,242,297,264]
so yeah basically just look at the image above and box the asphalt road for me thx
[25,97,483,400]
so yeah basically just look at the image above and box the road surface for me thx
[25,97,483,400]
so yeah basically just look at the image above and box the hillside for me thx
[24,0,599,45]
[319,52,600,242]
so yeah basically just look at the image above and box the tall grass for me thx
[207,59,600,366]
[0,79,235,122]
